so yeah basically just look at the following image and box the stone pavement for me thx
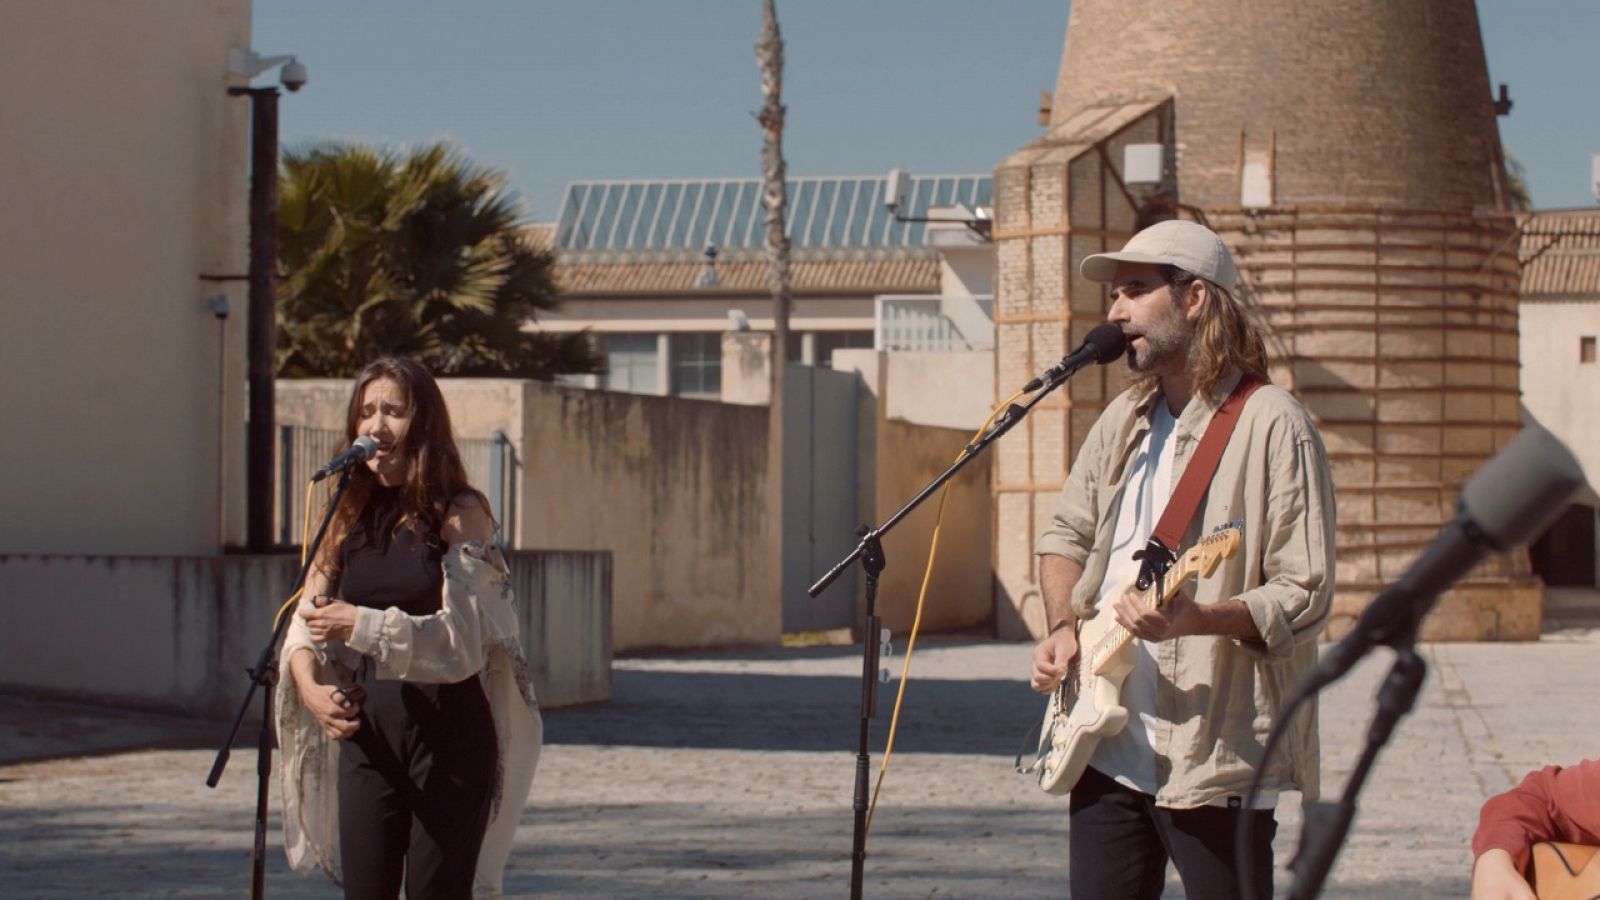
[1,614,1597,898]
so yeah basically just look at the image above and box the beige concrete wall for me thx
[938,245,995,298]
[0,550,612,714]
[719,332,773,406]
[518,385,779,650]
[869,418,994,633]
[278,379,781,652]
[834,351,994,632]
[0,1,252,555]
[1521,300,1600,499]
[882,352,995,432]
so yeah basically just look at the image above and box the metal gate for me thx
[781,363,860,633]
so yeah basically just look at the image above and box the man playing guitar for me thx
[1028,219,1337,899]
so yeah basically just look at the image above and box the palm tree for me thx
[276,142,600,378]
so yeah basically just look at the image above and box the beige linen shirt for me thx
[1034,371,1336,808]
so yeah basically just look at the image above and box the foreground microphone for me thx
[1305,424,1585,689]
[310,435,379,483]
[1023,323,1127,391]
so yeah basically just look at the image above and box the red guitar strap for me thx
[1133,374,1267,592]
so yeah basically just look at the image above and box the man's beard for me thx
[1126,319,1193,375]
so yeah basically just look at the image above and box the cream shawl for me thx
[274,540,541,898]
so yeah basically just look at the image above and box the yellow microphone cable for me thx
[270,478,321,631]
[864,385,1031,838]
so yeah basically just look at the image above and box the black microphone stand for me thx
[206,466,355,900]
[809,363,1085,899]
[1283,583,1430,900]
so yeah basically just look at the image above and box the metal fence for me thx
[875,294,995,352]
[275,426,517,548]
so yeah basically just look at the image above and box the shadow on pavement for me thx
[545,668,1045,756]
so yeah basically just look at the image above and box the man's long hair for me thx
[1164,266,1269,400]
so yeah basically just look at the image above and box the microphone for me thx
[1024,323,1128,391]
[310,435,379,483]
[1306,424,1585,688]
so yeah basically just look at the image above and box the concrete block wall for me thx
[280,378,780,653]
[0,549,612,716]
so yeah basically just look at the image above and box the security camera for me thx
[280,59,308,92]
[884,168,909,212]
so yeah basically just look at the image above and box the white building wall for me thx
[0,0,252,554]
[1520,298,1600,501]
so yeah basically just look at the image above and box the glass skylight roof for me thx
[552,174,991,252]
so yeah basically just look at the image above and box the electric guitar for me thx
[1031,524,1243,796]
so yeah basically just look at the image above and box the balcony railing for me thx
[874,294,995,352]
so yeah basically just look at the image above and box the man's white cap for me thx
[1080,219,1239,289]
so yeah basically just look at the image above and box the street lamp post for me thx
[226,49,304,552]
[212,50,304,900]
[229,85,280,552]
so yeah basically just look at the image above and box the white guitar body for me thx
[1035,588,1137,795]
[1029,526,1242,796]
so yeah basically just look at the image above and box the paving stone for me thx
[1,626,1596,898]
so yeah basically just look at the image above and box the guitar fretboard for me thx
[1082,558,1198,676]
[1078,528,1239,679]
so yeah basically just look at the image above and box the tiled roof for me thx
[522,223,555,253]
[1520,210,1600,297]
[554,252,940,296]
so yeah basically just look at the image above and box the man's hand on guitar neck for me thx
[1030,628,1079,693]
[1113,588,1202,642]
[1113,589,1263,643]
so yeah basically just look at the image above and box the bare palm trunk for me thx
[756,0,791,633]
[756,0,790,380]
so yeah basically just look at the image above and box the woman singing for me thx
[275,356,540,899]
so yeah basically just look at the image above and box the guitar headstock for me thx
[1181,524,1243,577]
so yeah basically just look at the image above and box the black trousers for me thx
[1067,766,1277,900]
[338,669,497,900]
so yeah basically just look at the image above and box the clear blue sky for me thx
[253,1,1600,223]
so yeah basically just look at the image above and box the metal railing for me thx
[276,426,517,548]
[874,293,995,352]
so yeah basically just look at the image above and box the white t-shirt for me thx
[1088,401,1176,796]
[1087,400,1275,810]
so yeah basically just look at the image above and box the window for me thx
[785,330,876,366]
[1582,336,1596,364]
[670,332,722,398]
[813,330,875,367]
[602,333,659,394]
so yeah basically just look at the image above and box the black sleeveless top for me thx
[339,485,444,616]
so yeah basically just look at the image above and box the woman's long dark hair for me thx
[313,356,488,575]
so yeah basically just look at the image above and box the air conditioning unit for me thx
[1123,144,1164,186]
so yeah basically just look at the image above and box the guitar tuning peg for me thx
[878,667,891,684]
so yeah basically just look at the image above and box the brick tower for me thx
[993,0,1533,639]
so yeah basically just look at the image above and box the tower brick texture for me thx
[993,0,1535,641]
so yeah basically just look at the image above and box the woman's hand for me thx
[300,597,359,644]
[296,681,361,740]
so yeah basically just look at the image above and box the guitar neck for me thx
[1083,555,1202,672]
